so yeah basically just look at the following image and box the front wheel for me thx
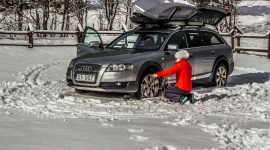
[136,73,161,99]
[213,63,228,86]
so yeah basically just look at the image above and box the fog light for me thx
[115,82,122,86]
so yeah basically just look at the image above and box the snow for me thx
[1,1,270,150]
[1,40,270,150]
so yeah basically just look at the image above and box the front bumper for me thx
[66,66,138,93]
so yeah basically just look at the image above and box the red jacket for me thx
[157,59,192,92]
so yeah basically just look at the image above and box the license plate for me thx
[75,74,96,82]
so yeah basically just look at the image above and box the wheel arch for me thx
[135,61,163,99]
[136,61,162,85]
[212,56,229,77]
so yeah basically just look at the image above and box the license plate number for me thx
[75,74,96,82]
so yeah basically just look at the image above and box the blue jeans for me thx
[164,87,190,102]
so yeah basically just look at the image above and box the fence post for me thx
[234,25,243,53]
[267,30,270,59]
[77,24,84,43]
[28,23,33,48]
[237,36,241,47]
[228,29,235,51]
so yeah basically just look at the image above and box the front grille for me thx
[74,64,102,84]
[74,64,101,73]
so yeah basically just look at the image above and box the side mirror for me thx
[89,41,100,48]
[166,44,179,51]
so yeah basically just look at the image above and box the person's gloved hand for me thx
[152,74,158,77]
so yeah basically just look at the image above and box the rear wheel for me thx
[213,63,228,86]
[136,71,161,99]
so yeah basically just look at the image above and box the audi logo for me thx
[80,66,92,72]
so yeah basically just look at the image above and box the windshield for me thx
[107,32,169,51]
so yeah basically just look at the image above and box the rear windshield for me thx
[107,32,169,51]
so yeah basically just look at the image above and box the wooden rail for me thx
[0,24,269,59]
[232,30,270,59]
[0,23,84,48]
[0,23,124,48]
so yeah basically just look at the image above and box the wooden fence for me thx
[233,31,270,59]
[0,24,269,59]
[0,23,125,48]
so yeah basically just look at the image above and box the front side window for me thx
[107,32,168,51]
[83,28,102,45]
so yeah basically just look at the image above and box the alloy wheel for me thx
[214,65,227,86]
[140,75,160,98]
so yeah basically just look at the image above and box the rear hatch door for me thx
[189,7,231,26]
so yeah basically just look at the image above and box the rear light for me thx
[222,8,230,12]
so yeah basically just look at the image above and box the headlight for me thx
[68,60,74,68]
[106,64,133,72]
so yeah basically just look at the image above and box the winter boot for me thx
[188,93,195,104]
[179,95,188,105]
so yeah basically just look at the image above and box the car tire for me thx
[213,63,228,86]
[136,71,161,99]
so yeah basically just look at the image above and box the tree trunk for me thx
[104,0,119,30]
[61,0,69,31]
[17,0,23,31]
[42,1,50,36]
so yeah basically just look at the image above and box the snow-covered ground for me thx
[1,1,270,150]
[1,39,270,150]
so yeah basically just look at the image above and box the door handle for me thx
[189,53,193,57]
[211,51,215,54]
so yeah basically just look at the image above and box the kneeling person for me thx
[152,50,194,104]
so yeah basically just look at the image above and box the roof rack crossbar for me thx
[167,6,181,21]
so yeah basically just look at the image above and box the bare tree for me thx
[4,0,28,30]
[61,0,70,31]
[123,0,133,29]
[72,0,85,25]
[190,0,211,7]
[101,0,119,30]
[212,0,239,32]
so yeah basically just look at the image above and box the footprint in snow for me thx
[129,135,149,142]
[126,129,144,133]
[101,123,114,127]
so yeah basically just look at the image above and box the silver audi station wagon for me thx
[66,1,234,99]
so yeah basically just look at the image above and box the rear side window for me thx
[187,31,224,47]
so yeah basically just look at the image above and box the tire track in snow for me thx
[1,62,269,124]
[16,61,65,86]
[235,66,264,73]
